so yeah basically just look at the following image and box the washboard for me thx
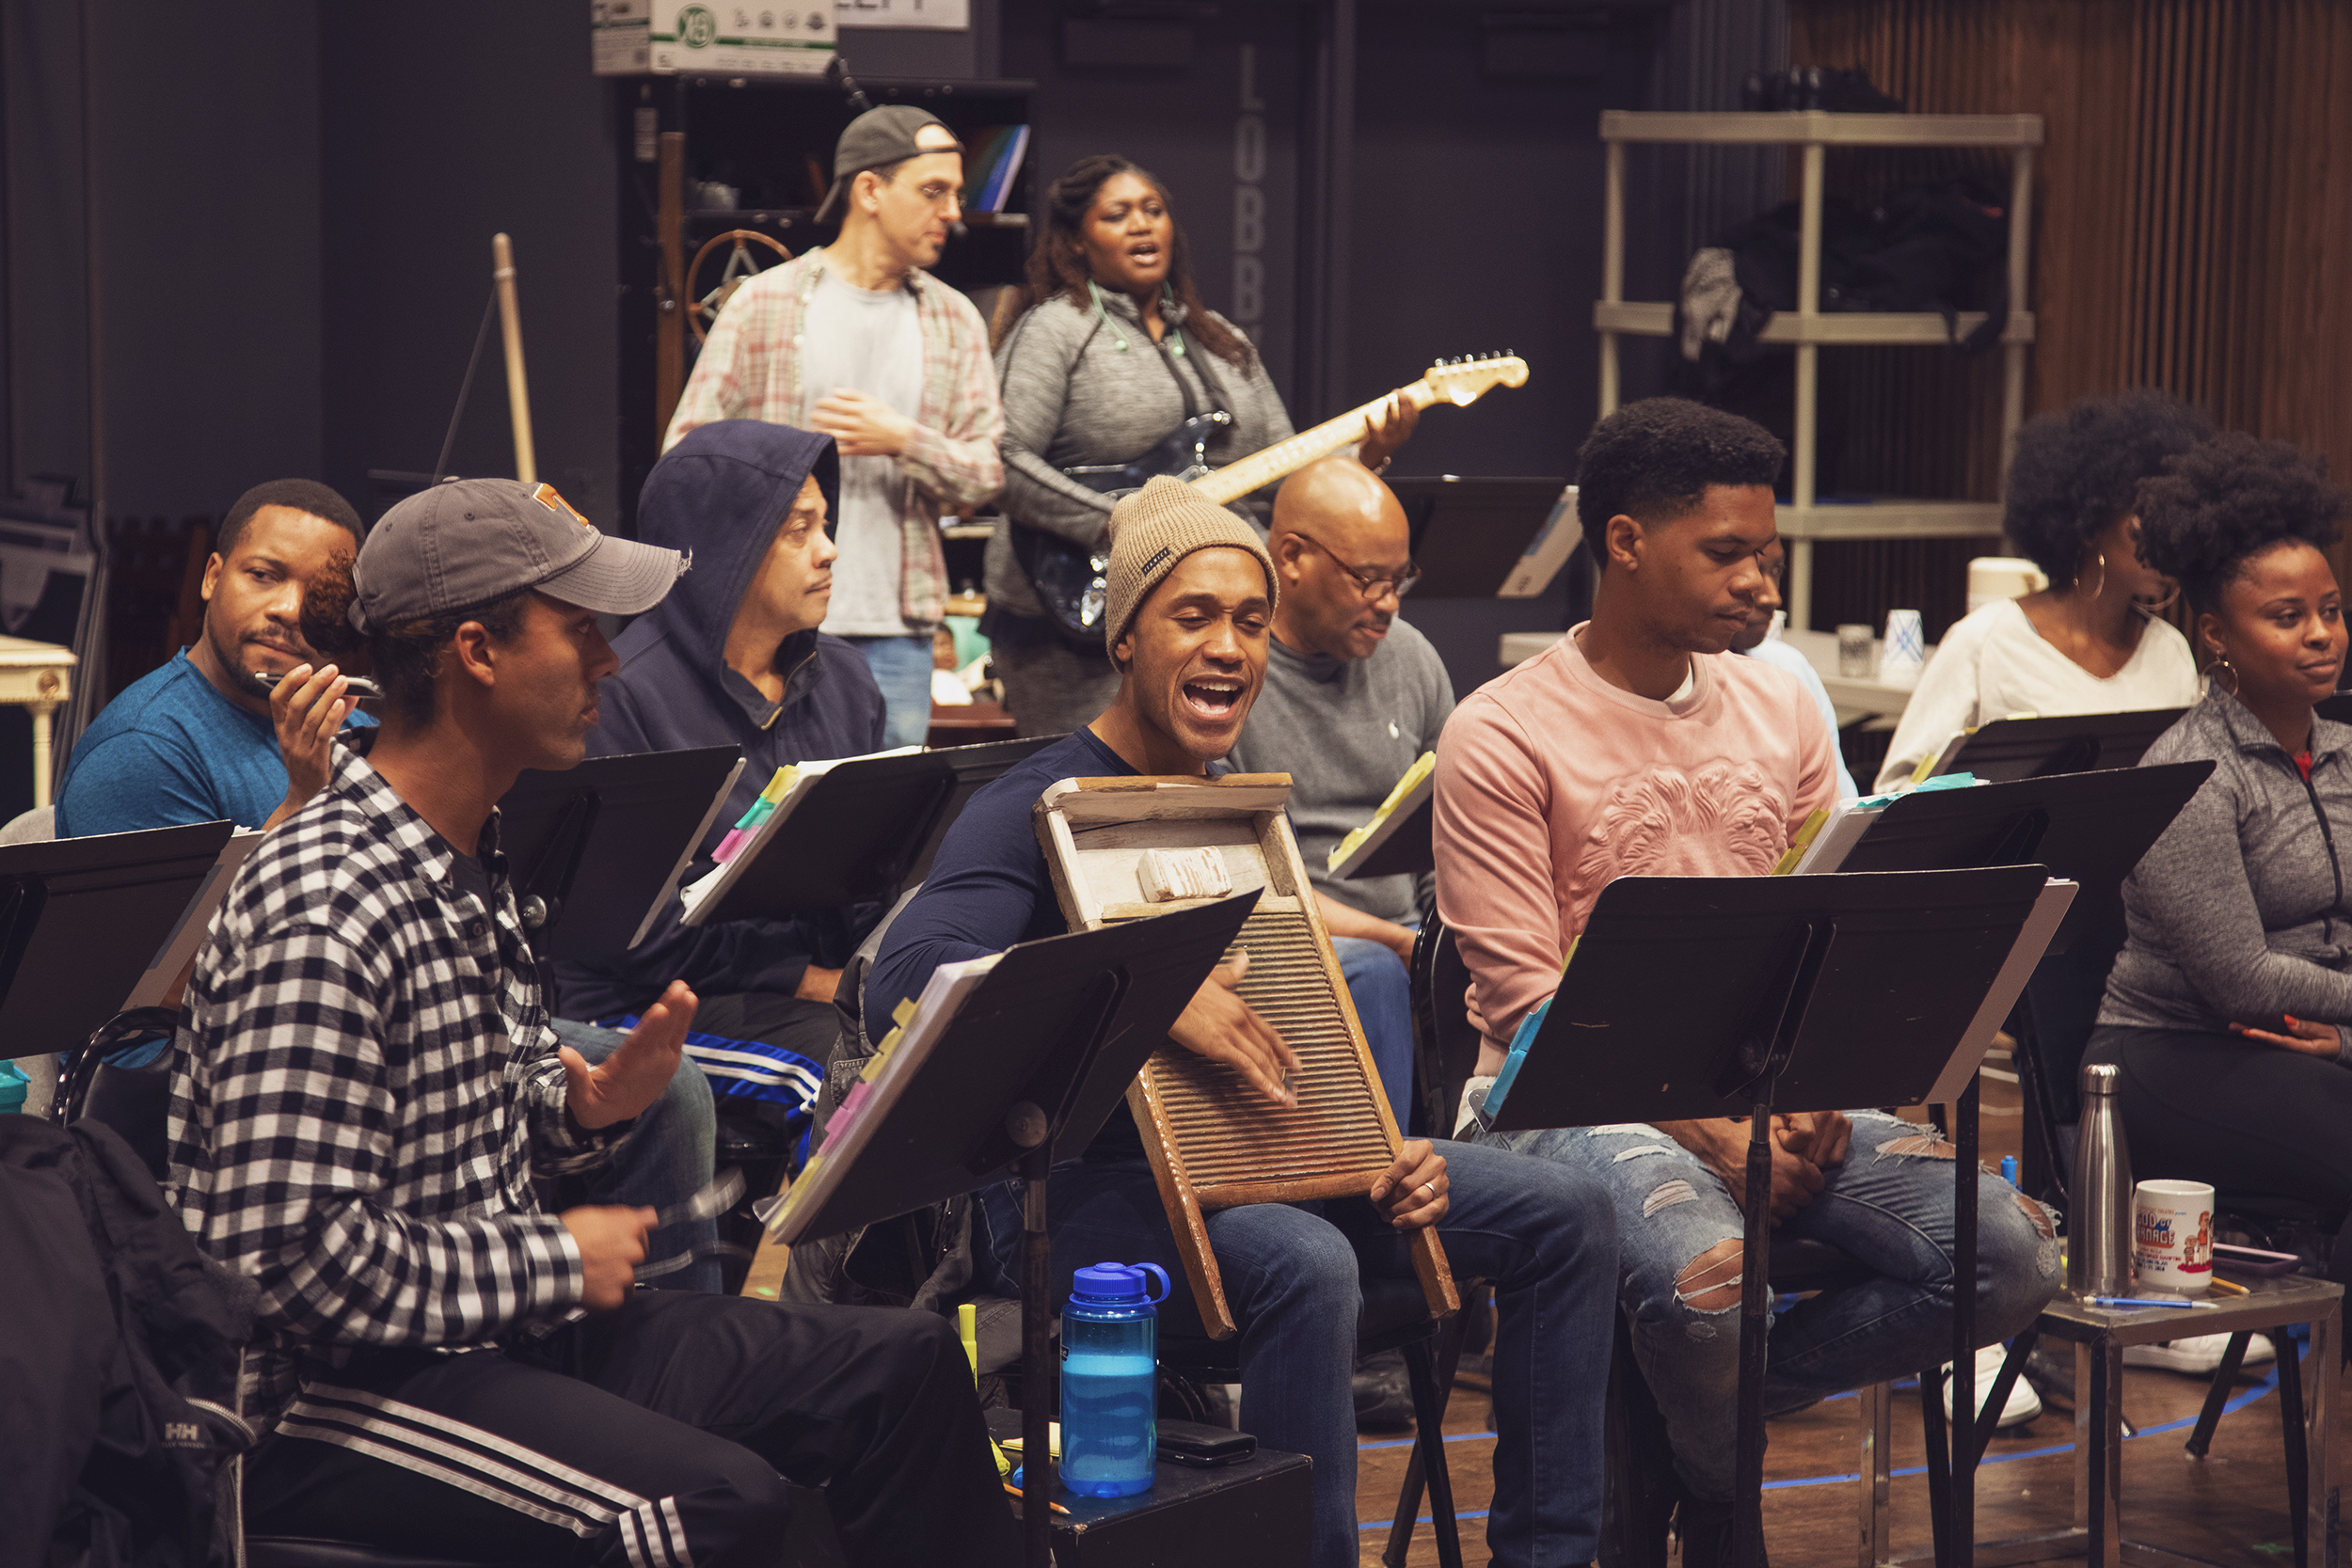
[1034,773,1456,1338]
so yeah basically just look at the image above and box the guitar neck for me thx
[1191,381,1437,508]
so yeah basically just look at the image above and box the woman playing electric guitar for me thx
[985,153,1417,736]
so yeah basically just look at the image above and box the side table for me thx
[1864,1272,2342,1568]
[0,636,74,809]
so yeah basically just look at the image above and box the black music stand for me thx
[771,894,1258,1568]
[697,738,1060,924]
[1486,867,2063,1568]
[1390,476,1570,596]
[1837,762,2213,949]
[1822,761,2211,1564]
[498,746,745,959]
[1925,708,2189,783]
[0,820,236,1061]
[902,735,1060,889]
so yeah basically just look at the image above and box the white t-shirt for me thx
[802,271,924,637]
[1872,597,2201,791]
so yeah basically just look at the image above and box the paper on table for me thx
[124,828,263,1009]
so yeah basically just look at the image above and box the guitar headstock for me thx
[1420,352,1530,406]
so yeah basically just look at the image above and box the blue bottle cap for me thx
[1072,1261,1171,1304]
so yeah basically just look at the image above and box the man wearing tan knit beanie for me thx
[866,475,1618,1568]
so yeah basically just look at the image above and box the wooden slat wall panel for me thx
[1788,0,2352,601]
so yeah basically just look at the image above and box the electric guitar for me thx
[1012,353,1531,642]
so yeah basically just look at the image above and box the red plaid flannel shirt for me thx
[664,248,1004,626]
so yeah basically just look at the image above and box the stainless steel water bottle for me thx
[2069,1061,2137,1297]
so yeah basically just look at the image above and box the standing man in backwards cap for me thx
[667,104,1005,748]
[168,479,1019,1567]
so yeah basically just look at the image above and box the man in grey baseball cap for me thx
[812,103,962,225]
[173,467,1022,1566]
[349,476,688,636]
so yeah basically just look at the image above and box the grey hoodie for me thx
[2101,689,2352,1058]
[985,289,1295,619]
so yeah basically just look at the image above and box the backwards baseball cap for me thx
[348,478,689,635]
[1102,476,1279,655]
[814,104,962,224]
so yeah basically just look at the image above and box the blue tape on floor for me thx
[1353,1361,2287,1528]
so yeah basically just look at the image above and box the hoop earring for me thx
[2208,656,2240,699]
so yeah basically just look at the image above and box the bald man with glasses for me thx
[1228,457,1447,1127]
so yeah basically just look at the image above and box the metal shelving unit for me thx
[1595,110,2044,628]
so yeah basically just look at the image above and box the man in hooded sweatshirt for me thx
[555,421,886,1090]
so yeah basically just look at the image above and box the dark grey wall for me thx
[4,0,322,519]
[319,0,619,527]
[999,3,1309,404]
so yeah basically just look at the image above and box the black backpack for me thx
[0,1117,254,1568]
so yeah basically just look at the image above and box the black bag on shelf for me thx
[1741,66,1905,114]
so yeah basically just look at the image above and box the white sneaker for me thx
[2122,1332,2275,1375]
[1942,1342,2042,1428]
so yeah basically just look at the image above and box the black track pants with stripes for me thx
[243,1291,1023,1568]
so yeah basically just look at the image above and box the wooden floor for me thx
[1358,1067,2332,1565]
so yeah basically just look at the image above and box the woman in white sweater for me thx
[1873,390,2214,790]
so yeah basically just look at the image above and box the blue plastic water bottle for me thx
[1058,1260,1170,1497]
[2000,1155,2019,1186]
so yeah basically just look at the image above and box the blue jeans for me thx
[1333,935,1415,1132]
[1468,1093,2061,1501]
[552,1019,722,1293]
[974,1139,1616,1568]
[845,633,935,750]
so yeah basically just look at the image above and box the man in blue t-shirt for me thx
[58,479,373,836]
[59,478,723,1289]
[867,477,1618,1568]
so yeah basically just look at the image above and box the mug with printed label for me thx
[2133,1179,2215,1293]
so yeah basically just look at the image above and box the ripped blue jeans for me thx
[1466,1091,2060,1501]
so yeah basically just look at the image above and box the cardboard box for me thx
[593,1,836,77]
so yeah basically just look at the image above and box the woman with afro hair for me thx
[2087,432,2352,1354]
[1873,390,2211,789]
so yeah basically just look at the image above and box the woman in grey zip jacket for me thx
[983,153,1412,736]
[2086,432,2352,1342]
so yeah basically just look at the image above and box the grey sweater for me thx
[2101,689,2352,1058]
[1224,621,1455,926]
[986,290,1295,619]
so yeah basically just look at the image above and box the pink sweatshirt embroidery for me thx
[1433,626,1838,1053]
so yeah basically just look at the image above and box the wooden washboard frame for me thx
[1034,773,1457,1339]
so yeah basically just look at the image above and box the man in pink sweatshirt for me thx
[1433,398,2060,1565]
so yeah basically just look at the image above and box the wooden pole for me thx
[491,232,536,485]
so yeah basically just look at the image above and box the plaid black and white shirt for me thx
[167,737,628,1434]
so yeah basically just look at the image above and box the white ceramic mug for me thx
[2133,1179,2216,1293]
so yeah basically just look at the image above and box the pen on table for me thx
[2206,1275,2249,1296]
[2088,1294,2218,1310]
[1003,1481,1071,1515]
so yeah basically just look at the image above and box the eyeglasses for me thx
[1292,531,1421,600]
